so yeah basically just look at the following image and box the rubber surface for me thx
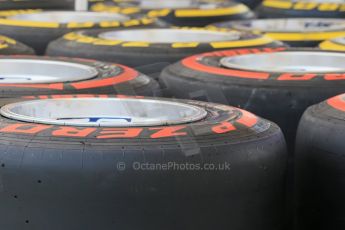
[0,10,162,54]
[236,0,262,8]
[0,0,74,10]
[0,94,287,230]
[295,94,345,230]
[91,1,255,26]
[0,56,160,97]
[211,19,345,47]
[0,35,34,55]
[257,0,345,18]
[46,27,285,76]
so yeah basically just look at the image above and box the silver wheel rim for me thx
[8,11,130,23]
[231,18,345,32]
[139,0,217,9]
[98,28,241,43]
[0,98,208,127]
[0,59,98,83]
[220,51,345,73]
[332,36,345,45]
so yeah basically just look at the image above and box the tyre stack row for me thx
[0,1,342,230]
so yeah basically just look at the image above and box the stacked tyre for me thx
[0,0,74,10]
[46,27,285,78]
[159,47,345,147]
[210,18,345,47]
[0,9,163,54]
[0,35,34,54]
[0,94,287,230]
[90,0,255,26]
[0,56,160,97]
[256,0,345,19]
[0,0,334,230]
[295,94,345,230]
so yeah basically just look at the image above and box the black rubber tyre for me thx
[91,1,255,27]
[0,94,287,230]
[236,0,262,8]
[256,0,345,18]
[46,27,285,77]
[0,56,160,97]
[159,47,345,148]
[0,35,34,55]
[210,18,345,47]
[295,94,345,230]
[0,0,74,10]
[0,9,162,54]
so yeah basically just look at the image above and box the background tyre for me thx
[159,48,345,227]
[235,0,263,9]
[0,10,161,54]
[91,0,255,27]
[0,56,160,97]
[295,94,345,230]
[210,18,345,47]
[0,94,287,230]
[46,27,285,78]
[0,0,74,10]
[256,0,345,19]
[159,48,345,148]
[0,35,34,55]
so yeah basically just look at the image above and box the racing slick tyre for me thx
[0,35,34,55]
[0,9,162,54]
[319,36,345,51]
[0,0,74,10]
[0,94,287,230]
[295,94,345,230]
[159,47,345,148]
[210,18,345,47]
[46,27,285,78]
[256,0,345,19]
[90,0,255,27]
[0,56,160,97]
[236,0,262,8]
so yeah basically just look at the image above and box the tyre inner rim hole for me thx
[98,29,241,43]
[139,0,216,9]
[233,19,345,32]
[220,52,345,73]
[8,11,130,23]
[0,59,98,83]
[0,98,208,127]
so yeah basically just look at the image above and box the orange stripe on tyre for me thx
[181,48,289,80]
[327,95,345,112]
[71,65,139,90]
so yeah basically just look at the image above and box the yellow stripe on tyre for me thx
[262,1,292,9]
[319,40,345,51]
[265,31,345,41]
[210,35,276,48]
[174,4,249,17]
[0,19,59,28]
[262,0,345,11]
